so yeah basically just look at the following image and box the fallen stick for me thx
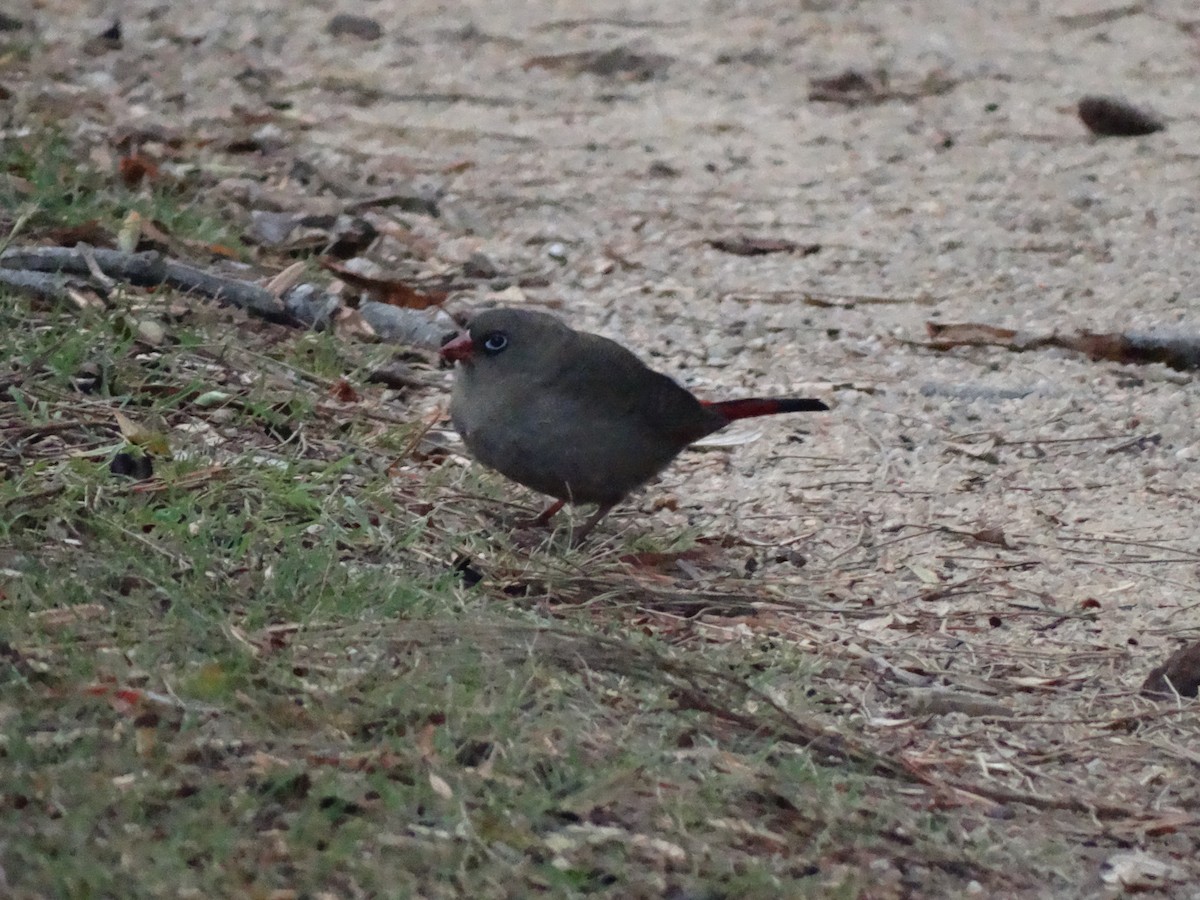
[0,246,293,324]
[0,245,451,346]
[926,321,1200,372]
[0,268,75,304]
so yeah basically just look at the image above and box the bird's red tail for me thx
[703,397,829,421]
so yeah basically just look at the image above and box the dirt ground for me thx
[15,0,1200,895]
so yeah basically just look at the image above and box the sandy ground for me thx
[16,0,1200,893]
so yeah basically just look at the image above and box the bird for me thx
[440,307,829,544]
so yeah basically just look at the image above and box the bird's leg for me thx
[569,503,615,547]
[515,499,564,528]
[534,499,566,526]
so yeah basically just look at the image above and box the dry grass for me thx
[5,2,1200,892]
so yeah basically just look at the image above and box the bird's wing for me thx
[544,331,723,443]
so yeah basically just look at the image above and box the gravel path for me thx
[19,0,1200,892]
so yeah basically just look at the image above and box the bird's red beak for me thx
[440,333,475,363]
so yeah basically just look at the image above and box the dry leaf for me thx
[135,318,167,346]
[416,721,438,761]
[1078,95,1164,137]
[810,68,888,103]
[970,526,1013,548]
[524,47,672,81]
[925,321,1200,371]
[1138,812,1199,838]
[265,261,307,297]
[926,321,1021,347]
[29,603,107,628]
[320,258,447,309]
[330,306,378,341]
[118,153,160,187]
[428,771,454,799]
[1059,330,1200,371]
[134,719,158,757]
[113,408,144,439]
[858,614,895,633]
[328,378,360,403]
[707,235,818,257]
[1101,850,1185,887]
[40,220,115,248]
[248,750,292,775]
[906,689,1012,718]
[114,411,170,455]
[117,210,143,253]
[136,218,177,252]
[946,440,1000,463]
[907,564,941,584]
[629,833,687,865]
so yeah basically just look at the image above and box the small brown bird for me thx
[441,308,829,543]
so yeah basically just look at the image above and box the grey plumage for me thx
[442,308,828,543]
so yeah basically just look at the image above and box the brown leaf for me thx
[328,377,360,403]
[416,721,439,761]
[809,68,888,104]
[1078,95,1164,137]
[307,750,408,773]
[618,547,720,572]
[1139,812,1199,838]
[925,321,1020,347]
[707,235,818,257]
[320,258,448,309]
[926,322,1200,371]
[118,153,160,187]
[970,526,1013,548]
[373,222,439,259]
[524,47,672,81]
[205,243,243,260]
[39,220,116,248]
[1058,330,1200,371]
[136,218,176,252]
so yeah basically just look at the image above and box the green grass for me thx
[1,130,241,252]
[0,131,1017,899]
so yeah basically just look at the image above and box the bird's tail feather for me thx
[703,397,829,421]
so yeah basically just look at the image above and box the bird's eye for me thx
[481,331,508,354]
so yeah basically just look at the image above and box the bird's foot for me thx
[567,503,615,548]
[513,499,565,529]
[500,500,614,548]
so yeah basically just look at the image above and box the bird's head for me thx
[439,308,570,370]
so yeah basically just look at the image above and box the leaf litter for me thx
[4,0,1200,896]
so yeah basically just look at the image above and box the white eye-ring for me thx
[482,332,508,353]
